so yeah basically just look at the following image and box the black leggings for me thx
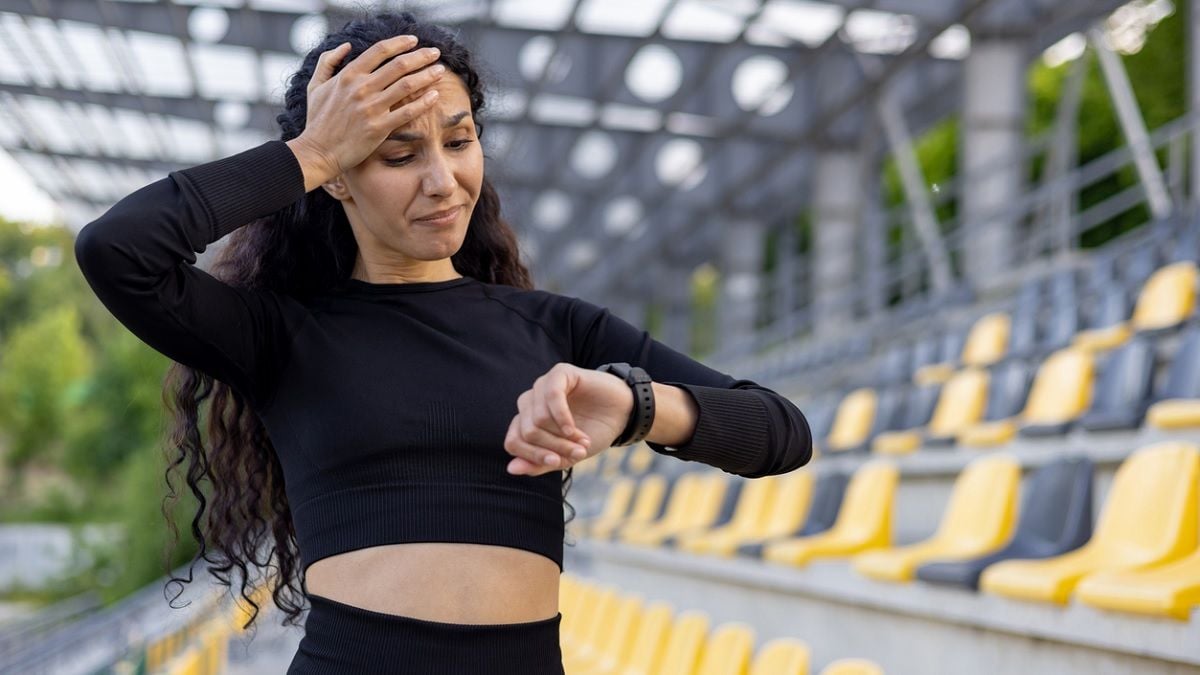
[287,592,565,675]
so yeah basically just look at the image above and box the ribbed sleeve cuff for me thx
[645,383,771,475]
[168,140,307,241]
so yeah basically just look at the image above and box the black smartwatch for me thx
[596,362,656,446]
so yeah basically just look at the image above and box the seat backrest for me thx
[827,388,877,450]
[1158,324,1200,400]
[876,344,912,386]
[601,445,629,480]
[869,386,907,436]
[628,474,668,522]
[910,337,941,372]
[597,595,644,669]
[798,471,850,536]
[1021,348,1095,425]
[1121,243,1160,289]
[830,461,899,542]
[1041,298,1079,352]
[1012,456,1094,551]
[804,396,840,441]
[900,382,941,429]
[1132,261,1198,331]
[626,445,657,475]
[934,454,1020,548]
[749,637,811,675]
[927,367,989,437]
[1009,306,1038,357]
[1087,336,1155,415]
[728,476,777,534]
[1086,286,1130,331]
[622,602,675,673]
[694,475,736,529]
[578,586,619,650]
[940,327,967,364]
[761,470,815,536]
[962,312,1012,367]
[655,610,711,675]
[983,359,1034,422]
[1088,441,1200,563]
[695,622,756,675]
[598,478,636,521]
[662,474,706,528]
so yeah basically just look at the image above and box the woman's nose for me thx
[421,152,456,197]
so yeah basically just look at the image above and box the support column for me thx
[812,149,863,335]
[961,38,1027,290]
[716,219,766,354]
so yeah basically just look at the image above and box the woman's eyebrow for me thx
[385,111,472,142]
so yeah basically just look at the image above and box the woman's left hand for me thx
[504,363,635,476]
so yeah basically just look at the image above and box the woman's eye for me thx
[448,139,473,150]
[385,156,413,166]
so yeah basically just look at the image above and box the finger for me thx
[520,408,586,462]
[384,89,441,129]
[507,456,542,476]
[310,42,352,92]
[344,34,419,78]
[367,45,440,89]
[505,416,572,473]
[380,62,446,110]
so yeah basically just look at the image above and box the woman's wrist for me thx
[644,383,699,448]
[285,137,338,192]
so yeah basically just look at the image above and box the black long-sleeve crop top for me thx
[72,139,813,574]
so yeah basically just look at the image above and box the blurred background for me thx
[0,0,1197,673]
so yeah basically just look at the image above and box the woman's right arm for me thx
[73,140,312,408]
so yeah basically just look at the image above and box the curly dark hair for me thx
[160,10,575,635]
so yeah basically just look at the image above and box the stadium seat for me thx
[564,594,643,673]
[654,610,711,675]
[1146,324,1200,429]
[763,462,898,567]
[695,622,756,675]
[961,312,1011,367]
[959,348,1093,446]
[1007,304,1039,360]
[980,442,1200,604]
[738,472,848,558]
[624,445,657,475]
[1130,261,1198,334]
[1078,336,1156,431]
[590,474,667,540]
[953,360,1033,448]
[819,658,885,675]
[1039,295,1079,356]
[586,601,673,675]
[1074,286,1132,352]
[853,454,1020,582]
[825,388,878,453]
[913,329,967,385]
[1074,545,1200,620]
[600,445,629,481]
[622,472,731,546]
[870,383,941,455]
[1120,243,1160,290]
[921,367,990,447]
[748,638,812,675]
[677,475,777,555]
[563,584,618,652]
[875,345,913,387]
[572,478,635,538]
[916,456,1094,590]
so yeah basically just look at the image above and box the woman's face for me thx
[331,71,483,268]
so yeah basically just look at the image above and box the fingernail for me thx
[429,47,440,56]
[424,90,439,101]
[543,454,559,466]
[572,447,587,461]
[431,64,445,75]
[581,437,591,448]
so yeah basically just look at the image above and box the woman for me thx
[73,11,812,674]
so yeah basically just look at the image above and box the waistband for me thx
[289,592,564,675]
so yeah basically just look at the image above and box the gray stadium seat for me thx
[1079,336,1156,431]
[735,471,848,559]
[915,456,1094,590]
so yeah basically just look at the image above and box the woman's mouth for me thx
[414,205,462,227]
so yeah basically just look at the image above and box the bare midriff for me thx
[303,542,560,624]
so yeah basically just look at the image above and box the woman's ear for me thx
[321,175,350,201]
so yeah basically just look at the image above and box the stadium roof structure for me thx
[0,0,1128,298]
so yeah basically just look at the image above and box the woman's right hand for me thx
[289,35,446,190]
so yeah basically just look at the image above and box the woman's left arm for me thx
[503,296,813,477]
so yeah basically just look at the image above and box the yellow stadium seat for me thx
[958,348,1093,447]
[1074,547,1200,620]
[695,622,756,675]
[914,363,955,386]
[749,637,812,675]
[601,445,630,480]
[1075,262,1197,352]
[626,444,656,475]
[563,584,618,652]
[678,476,778,555]
[853,454,1020,582]
[819,657,885,675]
[573,478,635,539]
[654,610,711,675]
[620,473,729,546]
[874,368,988,455]
[1146,400,1200,429]
[1131,261,1197,332]
[763,462,898,567]
[981,441,1199,604]
[565,594,644,673]
[591,474,667,540]
[826,389,878,452]
[962,312,1011,367]
[593,602,673,675]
